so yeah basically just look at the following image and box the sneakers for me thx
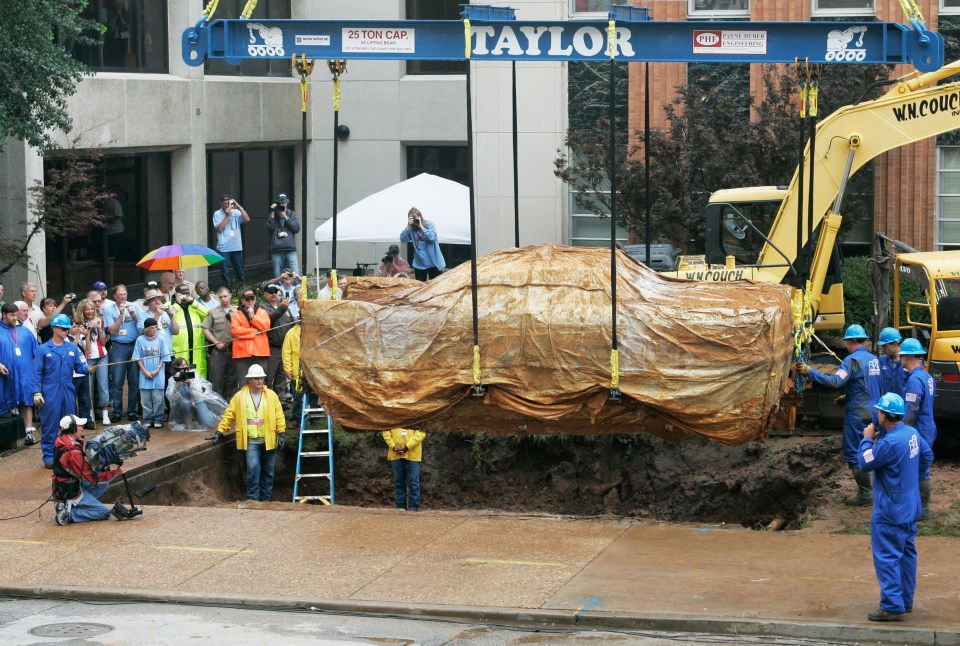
[83,420,96,431]
[128,412,139,422]
[110,412,122,423]
[152,421,163,429]
[102,410,111,425]
[55,502,70,526]
[24,428,36,445]
[868,608,905,622]
[43,462,53,469]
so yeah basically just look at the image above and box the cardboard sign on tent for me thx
[314,173,471,245]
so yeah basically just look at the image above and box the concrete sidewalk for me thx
[1,436,959,644]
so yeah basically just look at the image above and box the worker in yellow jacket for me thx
[382,428,426,511]
[208,364,286,501]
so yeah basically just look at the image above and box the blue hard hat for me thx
[843,324,868,340]
[51,313,72,329]
[875,392,906,416]
[899,338,926,355]
[877,327,902,346]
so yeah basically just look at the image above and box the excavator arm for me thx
[758,59,960,291]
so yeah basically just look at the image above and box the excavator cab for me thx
[893,252,960,420]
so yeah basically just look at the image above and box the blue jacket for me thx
[858,423,933,525]
[903,365,937,447]
[0,321,39,412]
[400,220,446,272]
[809,345,882,423]
[878,354,906,399]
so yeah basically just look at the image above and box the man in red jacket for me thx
[230,288,271,392]
[51,415,123,525]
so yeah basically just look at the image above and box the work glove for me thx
[795,363,811,375]
[204,431,224,442]
[33,393,44,407]
[834,394,847,406]
[277,433,286,450]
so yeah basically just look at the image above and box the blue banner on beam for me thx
[183,19,943,71]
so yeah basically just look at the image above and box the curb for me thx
[1,584,957,645]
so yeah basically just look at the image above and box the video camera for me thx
[174,364,197,382]
[274,203,286,212]
[382,254,393,264]
[64,293,76,302]
[84,422,151,472]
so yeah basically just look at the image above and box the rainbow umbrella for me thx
[137,244,224,270]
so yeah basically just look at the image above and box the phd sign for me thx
[183,19,943,70]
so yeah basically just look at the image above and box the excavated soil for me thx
[156,429,960,533]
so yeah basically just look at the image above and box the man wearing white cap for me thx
[208,364,285,501]
[51,414,124,525]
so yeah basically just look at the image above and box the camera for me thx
[174,364,197,382]
[229,199,236,207]
[382,255,393,264]
[65,293,76,301]
[274,203,286,213]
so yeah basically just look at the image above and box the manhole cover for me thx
[29,622,114,638]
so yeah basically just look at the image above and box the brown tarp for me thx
[301,245,795,443]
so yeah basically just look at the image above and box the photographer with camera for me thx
[166,357,227,431]
[170,283,209,379]
[104,285,140,422]
[266,193,301,277]
[399,207,445,281]
[377,244,411,278]
[212,194,250,289]
[74,298,111,427]
[51,414,124,525]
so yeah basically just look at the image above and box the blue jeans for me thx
[140,388,164,424]
[110,342,139,415]
[88,356,110,408]
[220,250,245,288]
[271,250,299,277]
[68,485,112,523]
[245,442,276,501]
[390,459,421,510]
[74,375,91,418]
[171,398,217,428]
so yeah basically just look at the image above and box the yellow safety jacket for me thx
[382,428,426,462]
[218,385,285,450]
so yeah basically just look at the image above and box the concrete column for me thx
[0,138,46,294]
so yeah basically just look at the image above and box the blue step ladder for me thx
[292,395,334,504]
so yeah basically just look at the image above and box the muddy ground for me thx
[157,429,960,535]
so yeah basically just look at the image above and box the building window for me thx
[938,147,960,251]
[207,147,295,280]
[405,0,467,75]
[688,1,749,18]
[571,0,612,14]
[68,0,168,73]
[811,0,875,16]
[205,0,292,77]
[44,153,172,295]
[944,0,960,15]
[569,194,629,247]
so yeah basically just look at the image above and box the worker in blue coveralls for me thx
[899,338,937,521]
[858,393,933,622]
[876,327,906,399]
[0,302,41,445]
[797,324,881,506]
[36,313,88,469]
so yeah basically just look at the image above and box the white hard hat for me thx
[59,415,87,431]
[245,364,267,379]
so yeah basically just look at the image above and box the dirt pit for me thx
[152,431,896,530]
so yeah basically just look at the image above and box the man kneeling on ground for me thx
[51,415,124,525]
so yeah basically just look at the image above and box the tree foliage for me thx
[0,147,111,275]
[0,0,101,151]
[555,63,893,252]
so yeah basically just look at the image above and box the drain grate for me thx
[29,622,114,638]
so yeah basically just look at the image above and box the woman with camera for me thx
[73,298,111,426]
[165,357,227,431]
[399,207,445,281]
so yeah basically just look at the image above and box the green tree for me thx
[555,63,892,252]
[0,0,102,152]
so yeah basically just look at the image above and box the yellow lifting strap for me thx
[808,63,822,118]
[240,0,258,19]
[330,269,339,300]
[791,283,814,356]
[464,19,472,59]
[201,0,220,21]
[293,54,316,112]
[897,0,925,24]
[326,60,347,112]
[472,345,482,386]
[607,20,617,60]
[795,58,808,118]
[610,348,620,389]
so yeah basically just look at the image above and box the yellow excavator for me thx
[664,58,960,421]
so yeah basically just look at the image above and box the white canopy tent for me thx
[314,173,472,245]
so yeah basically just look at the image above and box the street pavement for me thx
[1,431,958,645]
